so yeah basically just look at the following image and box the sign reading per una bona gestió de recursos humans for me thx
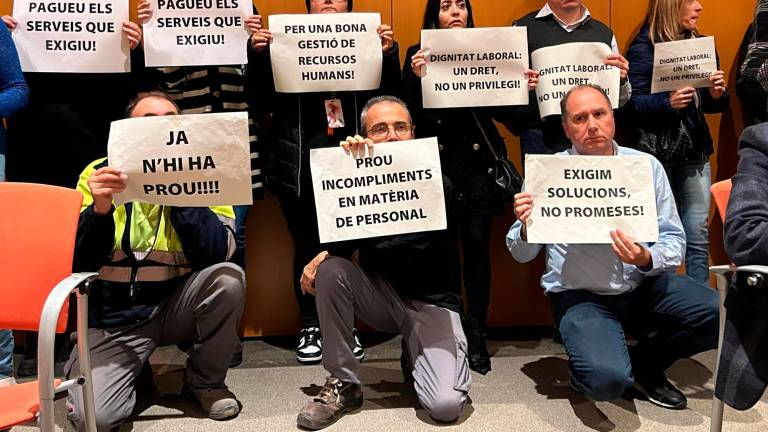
[310,138,447,244]
[11,0,130,72]
[268,13,383,93]
[108,112,252,207]
[523,154,659,244]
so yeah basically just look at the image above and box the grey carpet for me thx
[10,333,768,431]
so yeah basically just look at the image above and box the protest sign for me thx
[523,154,658,244]
[108,112,252,207]
[310,138,446,243]
[269,13,383,93]
[651,36,717,93]
[531,42,620,118]
[419,27,529,108]
[11,0,129,73]
[142,0,250,67]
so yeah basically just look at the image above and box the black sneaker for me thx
[297,376,363,430]
[634,372,687,410]
[352,328,365,361]
[297,327,323,364]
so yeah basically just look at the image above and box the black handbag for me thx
[471,110,524,200]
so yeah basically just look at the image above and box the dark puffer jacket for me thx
[624,25,729,164]
[247,40,401,198]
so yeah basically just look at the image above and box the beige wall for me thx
[0,0,755,335]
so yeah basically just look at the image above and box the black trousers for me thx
[276,191,322,328]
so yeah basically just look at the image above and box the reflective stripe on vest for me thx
[99,265,192,283]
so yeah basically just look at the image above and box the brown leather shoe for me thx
[297,376,363,430]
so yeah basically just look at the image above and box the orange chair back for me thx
[710,179,732,222]
[0,183,83,332]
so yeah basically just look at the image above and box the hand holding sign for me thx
[340,135,374,158]
[88,166,128,215]
[378,24,394,53]
[513,192,533,241]
[137,0,151,24]
[411,48,427,77]
[604,53,629,82]
[610,229,652,267]
[2,15,18,31]
[122,21,142,50]
[246,14,271,51]
[669,86,695,110]
[709,70,727,99]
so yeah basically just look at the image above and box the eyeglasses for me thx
[366,121,412,139]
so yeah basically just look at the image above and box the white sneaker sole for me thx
[297,353,323,364]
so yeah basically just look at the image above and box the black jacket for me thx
[246,41,402,198]
[624,25,729,164]
[5,48,148,188]
[401,43,510,211]
[717,124,768,410]
[737,24,768,127]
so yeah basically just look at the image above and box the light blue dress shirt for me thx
[507,144,686,295]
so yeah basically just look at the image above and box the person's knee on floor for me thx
[420,390,467,423]
[572,363,633,401]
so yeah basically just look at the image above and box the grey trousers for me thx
[315,257,471,423]
[65,263,245,432]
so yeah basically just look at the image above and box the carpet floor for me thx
[9,330,767,431]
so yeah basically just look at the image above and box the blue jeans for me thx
[665,161,712,284]
[550,273,719,401]
[231,205,250,270]
[0,330,13,378]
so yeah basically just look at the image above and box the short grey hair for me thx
[360,95,412,135]
[560,84,612,121]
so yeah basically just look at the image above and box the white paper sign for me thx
[419,27,529,109]
[142,0,250,67]
[269,13,383,93]
[108,112,252,207]
[524,154,658,244]
[651,36,717,93]
[310,138,446,243]
[532,42,620,118]
[11,0,129,73]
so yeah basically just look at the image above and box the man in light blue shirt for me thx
[507,84,719,410]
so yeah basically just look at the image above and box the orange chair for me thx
[0,183,99,431]
[708,179,768,432]
[710,179,732,221]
